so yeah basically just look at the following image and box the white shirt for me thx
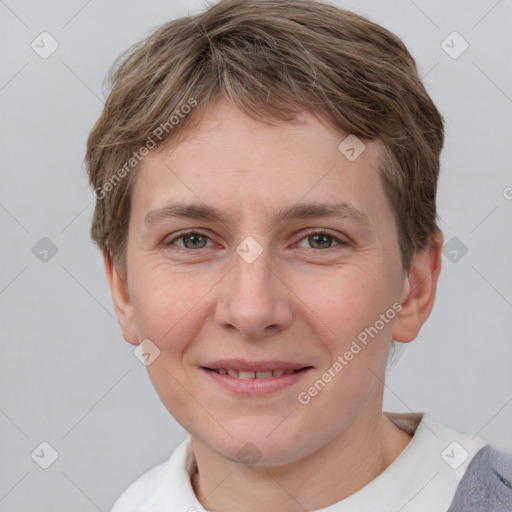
[111,412,487,512]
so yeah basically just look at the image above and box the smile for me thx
[201,366,313,395]
[205,368,304,379]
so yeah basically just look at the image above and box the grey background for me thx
[1,0,511,510]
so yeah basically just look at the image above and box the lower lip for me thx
[201,367,312,395]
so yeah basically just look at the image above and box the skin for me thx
[104,98,443,511]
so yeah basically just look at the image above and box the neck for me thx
[189,408,412,512]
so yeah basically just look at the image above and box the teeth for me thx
[256,370,273,378]
[213,368,302,379]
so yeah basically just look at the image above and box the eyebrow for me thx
[144,201,373,230]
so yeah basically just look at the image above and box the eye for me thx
[164,230,213,250]
[163,228,348,252]
[296,229,347,250]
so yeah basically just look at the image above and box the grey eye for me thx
[181,233,209,249]
[308,233,335,249]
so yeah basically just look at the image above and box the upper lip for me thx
[201,359,312,372]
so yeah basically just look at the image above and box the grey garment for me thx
[447,445,512,511]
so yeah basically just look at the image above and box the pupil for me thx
[184,234,206,248]
[311,234,331,249]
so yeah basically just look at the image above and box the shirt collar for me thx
[138,412,487,512]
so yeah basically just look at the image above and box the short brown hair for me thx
[85,0,444,276]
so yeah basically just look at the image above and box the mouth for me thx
[200,361,314,395]
[202,367,311,379]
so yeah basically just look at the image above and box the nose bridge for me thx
[215,237,292,337]
[233,242,274,298]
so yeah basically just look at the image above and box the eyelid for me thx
[163,229,215,248]
[164,228,349,251]
[295,228,349,248]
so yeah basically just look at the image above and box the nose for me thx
[214,241,293,339]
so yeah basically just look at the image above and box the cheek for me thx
[293,262,395,351]
[130,263,216,351]
[293,270,394,433]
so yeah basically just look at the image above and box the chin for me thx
[207,430,309,468]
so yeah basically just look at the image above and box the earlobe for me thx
[392,232,443,343]
[102,250,139,345]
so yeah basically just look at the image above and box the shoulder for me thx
[111,461,167,512]
[109,437,193,512]
[448,445,512,512]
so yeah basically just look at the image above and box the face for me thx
[111,98,422,466]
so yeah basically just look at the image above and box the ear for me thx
[102,250,139,345]
[392,231,443,343]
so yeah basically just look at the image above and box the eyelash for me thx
[163,228,349,252]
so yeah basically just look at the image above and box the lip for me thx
[201,359,309,372]
[200,365,313,395]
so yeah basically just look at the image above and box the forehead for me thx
[131,99,392,231]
